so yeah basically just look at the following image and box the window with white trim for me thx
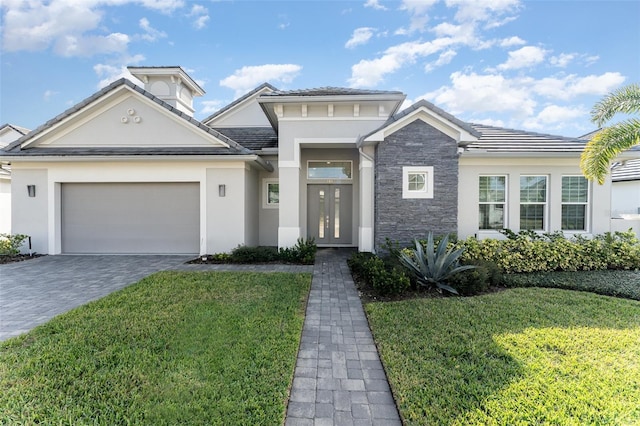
[307,161,352,180]
[262,179,279,208]
[520,175,547,231]
[479,175,506,230]
[402,166,434,199]
[561,175,589,231]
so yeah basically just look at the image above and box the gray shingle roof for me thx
[465,123,588,153]
[612,159,640,182]
[0,123,30,136]
[0,147,247,157]
[201,82,277,125]
[2,78,251,156]
[212,127,277,151]
[262,87,404,97]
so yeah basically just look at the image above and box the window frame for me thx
[478,175,508,231]
[402,166,434,199]
[519,175,548,231]
[561,175,590,232]
[262,178,279,209]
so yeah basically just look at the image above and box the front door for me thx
[307,184,352,245]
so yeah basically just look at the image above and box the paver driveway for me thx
[0,255,192,341]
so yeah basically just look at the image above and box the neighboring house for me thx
[1,66,638,255]
[610,159,640,236]
[0,123,30,234]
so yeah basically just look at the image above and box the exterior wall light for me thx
[218,184,226,197]
[27,185,36,197]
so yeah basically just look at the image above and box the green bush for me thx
[0,234,29,256]
[230,245,280,263]
[446,265,490,296]
[457,230,640,274]
[278,238,317,265]
[348,252,410,296]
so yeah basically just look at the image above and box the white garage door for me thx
[62,182,200,254]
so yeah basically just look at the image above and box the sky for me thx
[1,0,639,137]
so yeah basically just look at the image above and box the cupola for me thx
[127,66,205,117]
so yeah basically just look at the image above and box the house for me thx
[0,123,30,234]
[610,159,640,235]
[1,66,637,255]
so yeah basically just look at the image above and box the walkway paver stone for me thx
[286,248,402,425]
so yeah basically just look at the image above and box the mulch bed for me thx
[0,254,45,264]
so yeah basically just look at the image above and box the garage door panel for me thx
[62,183,199,254]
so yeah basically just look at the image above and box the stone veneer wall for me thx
[374,119,459,251]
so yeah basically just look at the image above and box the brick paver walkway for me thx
[286,249,402,425]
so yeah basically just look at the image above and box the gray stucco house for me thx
[1,66,637,255]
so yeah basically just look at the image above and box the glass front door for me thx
[307,184,352,245]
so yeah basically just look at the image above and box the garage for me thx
[61,182,200,254]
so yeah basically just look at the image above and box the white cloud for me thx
[523,104,586,129]
[220,64,302,97]
[345,27,375,49]
[364,0,387,11]
[424,49,457,72]
[472,118,505,127]
[497,45,548,70]
[139,18,167,42]
[93,54,145,88]
[200,99,225,115]
[424,71,537,118]
[43,90,59,101]
[446,0,521,25]
[397,0,438,34]
[1,0,183,55]
[500,36,526,47]
[531,72,626,100]
[549,53,575,68]
[188,4,209,29]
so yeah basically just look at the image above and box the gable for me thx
[22,85,229,150]
[203,85,274,128]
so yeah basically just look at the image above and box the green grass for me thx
[504,269,640,300]
[366,288,640,425]
[0,271,311,425]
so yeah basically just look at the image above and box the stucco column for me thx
[278,165,301,248]
[358,146,375,252]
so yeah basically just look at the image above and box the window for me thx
[562,176,589,231]
[307,161,352,180]
[479,176,506,230]
[402,166,434,199]
[262,179,279,208]
[520,176,547,230]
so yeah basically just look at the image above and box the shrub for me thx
[278,238,317,265]
[230,245,280,263]
[398,233,475,295]
[347,251,376,280]
[0,234,29,256]
[456,229,640,274]
[363,256,410,296]
[446,265,490,296]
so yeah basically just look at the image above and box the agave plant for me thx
[398,232,475,295]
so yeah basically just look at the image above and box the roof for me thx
[612,159,640,182]
[378,99,481,139]
[578,129,601,140]
[202,83,277,124]
[213,127,278,151]
[464,123,588,153]
[127,66,205,96]
[0,123,30,136]
[261,87,404,97]
[0,78,274,171]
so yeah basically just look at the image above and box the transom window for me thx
[479,176,506,230]
[520,175,547,231]
[562,176,589,231]
[307,161,352,180]
[402,166,434,199]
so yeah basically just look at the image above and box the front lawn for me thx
[0,271,311,425]
[366,288,640,425]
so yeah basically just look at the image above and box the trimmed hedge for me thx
[455,230,640,274]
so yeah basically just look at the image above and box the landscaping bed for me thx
[0,271,311,424]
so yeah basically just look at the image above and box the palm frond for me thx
[591,83,640,127]
[581,118,640,184]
